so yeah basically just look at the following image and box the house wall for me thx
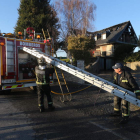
[95,44,114,57]
[106,44,114,52]
[106,44,114,56]
[100,46,106,51]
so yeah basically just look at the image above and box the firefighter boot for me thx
[119,116,129,124]
[39,106,45,113]
[110,111,120,116]
[48,104,55,111]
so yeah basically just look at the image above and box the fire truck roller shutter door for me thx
[0,45,2,86]
[0,45,3,76]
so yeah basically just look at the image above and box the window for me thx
[94,36,97,41]
[102,34,106,40]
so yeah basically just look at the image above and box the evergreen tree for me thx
[113,44,135,62]
[14,0,59,40]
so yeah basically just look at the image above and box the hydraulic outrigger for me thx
[23,47,140,107]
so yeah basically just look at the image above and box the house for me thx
[87,21,138,57]
[86,21,138,70]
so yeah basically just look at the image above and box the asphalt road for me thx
[1,72,140,140]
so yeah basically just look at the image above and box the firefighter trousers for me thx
[114,96,130,117]
[37,84,53,107]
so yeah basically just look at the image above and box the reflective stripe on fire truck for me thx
[50,80,53,84]
[3,85,24,89]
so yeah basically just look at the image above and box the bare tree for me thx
[54,0,96,42]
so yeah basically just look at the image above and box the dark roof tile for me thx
[87,21,137,46]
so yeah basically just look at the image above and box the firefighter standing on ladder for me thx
[111,63,140,124]
[35,57,55,112]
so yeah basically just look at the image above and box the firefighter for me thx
[35,57,55,112]
[111,63,140,124]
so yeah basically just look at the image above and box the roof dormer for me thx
[101,31,110,40]
[94,33,101,41]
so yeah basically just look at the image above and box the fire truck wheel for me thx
[4,89,11,94]
[0,90,4,95]
[0,89,11,95]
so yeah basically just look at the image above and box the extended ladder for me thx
[23,47,140,107]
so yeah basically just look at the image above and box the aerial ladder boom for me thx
[23,47,140,107]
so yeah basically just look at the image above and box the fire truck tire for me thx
[0,89,11,95]
[4,89,11,94]
[0,90,4,95]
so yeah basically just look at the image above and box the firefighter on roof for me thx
[35,57,55,112]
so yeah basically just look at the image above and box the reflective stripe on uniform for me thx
[43,75,46,84]
[114,108,120,111]
[121,80,128,82]
[36,82,49,85]
[38,104,43,107]
[114,76,116,80]
[48,102,53,104]
[135,90,140,93]
[122,113,129,116]
[36,74,49,85]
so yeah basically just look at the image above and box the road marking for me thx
[89,121,128,140]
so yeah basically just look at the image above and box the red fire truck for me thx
[0,32,53,92]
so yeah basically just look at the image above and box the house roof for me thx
[87,21,138,46]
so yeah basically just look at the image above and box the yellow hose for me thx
[51,85,92,95]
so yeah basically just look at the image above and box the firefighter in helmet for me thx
[35,57,55,112]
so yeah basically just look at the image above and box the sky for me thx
[0,0,140,55]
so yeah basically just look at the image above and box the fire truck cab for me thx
[0,32,52,92]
